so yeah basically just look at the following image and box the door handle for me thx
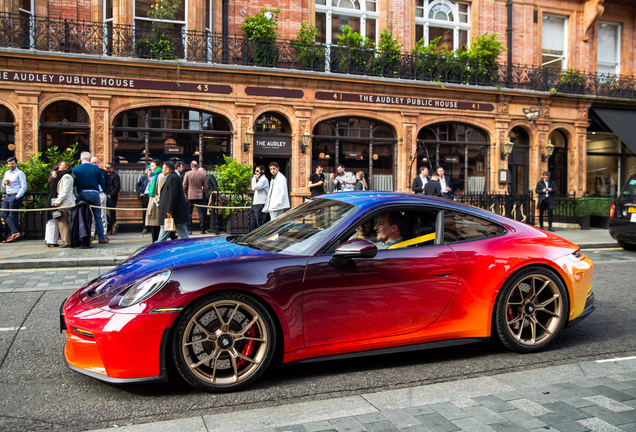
[429,268,454,277]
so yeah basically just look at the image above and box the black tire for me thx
[617,240,636,252]
[494,267,569,353]
[171,292,276,393]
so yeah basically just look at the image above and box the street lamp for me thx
[300,127,312,154]
[542,139,555,162]
[500,138,514,161]
[243,125,254,153]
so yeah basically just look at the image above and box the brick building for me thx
[0,0,635,212]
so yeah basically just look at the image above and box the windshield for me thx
[240,198,358,255]
[622,177,636,196]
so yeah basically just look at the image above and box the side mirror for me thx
[332,238,377,266]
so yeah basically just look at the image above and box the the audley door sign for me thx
[315,91,494,111]
[253,135,291,156]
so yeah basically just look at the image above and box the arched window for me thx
[312,117,396,191]
[40,101,90,155]
[0,106,15,164]
[415,0,470,52]
[417,122,489,193]
[315,0,378,46]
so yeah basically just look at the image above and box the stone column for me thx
[90,95,112,164]
[113,0,133,26]
[573,105,591,196]
[294,107,312,204]
[188,0,205,32]
[494,100,511,193]
[0,0,19,15]
[401,112,418,193]
[235,103,255,166]
[15,91,40,163]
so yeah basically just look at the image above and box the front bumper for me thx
[565,292,595,329]
[61,295,176,384]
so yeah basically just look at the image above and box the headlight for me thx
[119,270,172,308]
[567,250,586,262]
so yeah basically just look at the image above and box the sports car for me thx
[61,192,595,392]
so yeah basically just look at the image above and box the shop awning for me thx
[592,108,636,154]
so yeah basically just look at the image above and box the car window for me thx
[241,198,358,255]
[443,211,506,243]
[621,177,636,196]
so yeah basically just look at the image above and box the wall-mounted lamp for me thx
[542,139,555,162]
[300,127,312,154]
[500,138,514,160]
[243,125,254,153]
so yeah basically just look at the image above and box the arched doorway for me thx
[40,101,90,156]
[0,106,15,164]
[312,117,397,190]
[417,122,490,193]
[508,127,530,195]
[252,112,292,192]
[548,130,568,194]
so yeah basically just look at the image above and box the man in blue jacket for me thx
[73,152,108,244]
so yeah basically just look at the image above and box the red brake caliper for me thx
[507,306,517,330]
[236,325,257,368]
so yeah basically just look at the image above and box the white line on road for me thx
[0,327,26,331]
[596,356,636,363]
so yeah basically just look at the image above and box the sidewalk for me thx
[0,227,619,270]
[85,356,636,432]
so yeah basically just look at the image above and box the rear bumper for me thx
[565,292,595,329]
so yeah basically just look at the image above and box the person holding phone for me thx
[250,165,269,231]
[308,164,326,197]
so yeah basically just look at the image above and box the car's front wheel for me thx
[495,267,568,353]
[617,240,636,251]
[172,292,276,392]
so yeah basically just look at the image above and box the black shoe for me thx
[548,227,555,232]
[112,224,118,235]
[46,243,59,248]
[141,229,149,234]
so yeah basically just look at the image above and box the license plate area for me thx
[628,207,636,213]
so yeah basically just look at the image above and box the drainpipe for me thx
[222,0,229,63]
[506,0,513,87]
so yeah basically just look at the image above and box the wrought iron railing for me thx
[553,193,577,224]
[454,192,535,226]
[208,192,253,235]
[1,13,634,99]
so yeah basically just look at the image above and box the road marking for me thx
[0,327,26,331]
[596,356,636,363]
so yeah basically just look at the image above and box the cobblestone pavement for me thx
[0,267,112,292]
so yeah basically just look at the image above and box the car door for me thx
[302,241,461,348]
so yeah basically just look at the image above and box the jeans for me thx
[1,194,23,234]
[156,223,189,243]
[78,191,105,241]
[249,204,267,231]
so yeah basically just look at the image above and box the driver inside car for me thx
[349,218,378,243]
[374,211,404,250]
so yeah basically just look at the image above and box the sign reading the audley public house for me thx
[0,71,232,94]
[315,91,494,111]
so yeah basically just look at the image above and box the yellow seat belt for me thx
[388,232,436,249]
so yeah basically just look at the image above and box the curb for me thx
[0,256,129,270]
[578,242,619,249]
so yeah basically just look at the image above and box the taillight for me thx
[610,204,615,218]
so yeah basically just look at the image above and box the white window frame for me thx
[597,21,620,76]
[18,0,34,49]
[103,0,114,55]
[315,0,379,46]
[133,0,188,59]
[414,0,470,51]
[205,0,213,32]
[542,14,568,70]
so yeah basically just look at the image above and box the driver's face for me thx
[374,214,394,243]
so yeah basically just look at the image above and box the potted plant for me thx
[240,7,281,67]
[215,155,254,234]
[334,25,375,75]
[374,27,402,77]
[557,69,586,94]
[588,197,613,229]
[291,21,326,72]
[575,198,591,230]
[134,0,181,60]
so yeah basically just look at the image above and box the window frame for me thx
[414,0,471,51]
[597,21,620,75]
[315,0,379,46]
[442,210,508,245]
[541,13,568,70]
[133,0,188,32]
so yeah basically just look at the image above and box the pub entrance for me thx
[253,113,292,194]
[508,127,530,195]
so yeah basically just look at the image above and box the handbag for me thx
[164,215,175,232]
[52,210,63,219]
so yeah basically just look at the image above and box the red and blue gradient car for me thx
[61,192,595,392]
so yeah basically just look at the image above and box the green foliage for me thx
[558,69,586,86]
[574,198,591,218]
[215,155,253,218]
[240,7,281,41]
[576,197,613,217]
[146,0,181,21]
[43,143,80,168]
[375,28,402,76]
[292,21,326,70]
[335,25,375,73]
[462,33,505,72]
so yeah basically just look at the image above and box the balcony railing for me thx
[0,13,634,100]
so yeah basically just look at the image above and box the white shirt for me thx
[439,176,447,193]
[251,175,270,205]
[544,179,550,197]
[263,173,290,213]
[3,167,27,198]
[420,174,428,185]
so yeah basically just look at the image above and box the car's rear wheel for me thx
[617,240,636,251]
[495,267,568,353]
[172,293,276,392]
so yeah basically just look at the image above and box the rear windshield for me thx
[622,177,636,196]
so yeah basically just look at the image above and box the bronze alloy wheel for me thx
[173,293,276,392]
[495,267,568,353]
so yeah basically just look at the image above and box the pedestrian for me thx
[156,161,189,242]
[263,162,290,220]
[44,162,64,247]
[90,157,110,240]
[183,160,207,235]
[250,165,269,231]
[354,171,368,190]
[437,167,454,199]
[1,156,26,243]
[424,172,442,197]
[308,164,325,197]
[412,166,430,194]
[536,171,557,232]
[145,159,165,243]
[73,152,107,244]
[331,164,356,192]
[106,162,120,235]
[136,165,152,234]
[52,161,75,248]
[175,161,184,180]
[200,167,218,232]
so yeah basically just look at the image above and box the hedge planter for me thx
[578,216,590,230]
[590,215,610,229]
[226,210,250,234]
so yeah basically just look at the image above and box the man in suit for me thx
[411,166,429,194]
[183,160,208,234]
[156,161,189,242]
[437,167,454,199]
[536,171,557,232]
[106,162,120,235]
[424,172,442,197]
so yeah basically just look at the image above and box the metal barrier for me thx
[208,192,253,235]
[454,192,535,226]
[0,192,46,240]
[553,193,577,223]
